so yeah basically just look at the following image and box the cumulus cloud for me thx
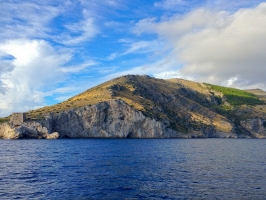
[0,1,100,116]
[134,3,266,89]
[0,62,15,94]
[0,40,71,116]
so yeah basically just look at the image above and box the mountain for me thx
[1,75,266,139]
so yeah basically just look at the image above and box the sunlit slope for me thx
[19,75,266,134]
[29,75,147,117]
[26,76,227,132]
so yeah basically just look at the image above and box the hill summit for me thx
[1,75,266,139]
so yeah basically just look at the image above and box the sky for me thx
[0,0,266,117]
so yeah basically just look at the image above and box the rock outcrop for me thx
[0,123,20,139]
[0,121,59,139]
[41,99,183,138]
[0,99,238,139]
[240,118,266,138]
[46,132,59,139]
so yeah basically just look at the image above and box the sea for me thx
[0,139,266,199]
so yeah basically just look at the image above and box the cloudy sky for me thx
[0,0,266,117]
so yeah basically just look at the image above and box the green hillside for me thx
[204,83,264,106]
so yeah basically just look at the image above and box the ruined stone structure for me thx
[10,113,26,125]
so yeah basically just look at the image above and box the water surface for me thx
[0,139,266,199]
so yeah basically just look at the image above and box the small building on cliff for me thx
[10,113,26,125]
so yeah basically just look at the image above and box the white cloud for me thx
[0,1,99,45]
[55,95,72,102]
[104,57,177,81]
[134,9,230,39]
[134,3,266,89]
[106,53,118,60]
[106,38,169,62]
[204,0,265,11]
[0,61,15,94]
[154,0,186,10]
[122,41,154,55]
[59,18,99,45]
[105,39,165,61]
[45,86,79,96]
[79,0,125,10]
[59,61,97,73]
[154,71,182,79]
[154,0,264,11]
[0,40,71,117]
[0,1,61,40]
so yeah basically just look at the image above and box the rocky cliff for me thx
[240,118,266,138]
[41,99,182,138]
[1,75,266,139]
[0,99,237,139]
[0,120,59,139]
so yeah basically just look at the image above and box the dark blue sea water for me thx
[0,139,266,199]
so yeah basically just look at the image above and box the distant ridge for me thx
[245,88,266,101]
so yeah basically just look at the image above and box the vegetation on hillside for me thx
[0,117,10,124]
[1,75,266,136]
[202,83,266,134]
[204,83,264,106]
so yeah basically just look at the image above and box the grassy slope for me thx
[0,117,9,124]
[204,83,264,106]
[27,76,146,118]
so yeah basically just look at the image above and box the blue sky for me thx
[0,0,266,116]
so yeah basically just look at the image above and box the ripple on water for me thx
[0,139,266,199]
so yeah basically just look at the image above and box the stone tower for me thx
[10,113,26,125]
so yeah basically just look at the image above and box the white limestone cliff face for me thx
[46,132,59,139]
[0,121,59,139]
[1,99,263,139]
[40,99,236,138]
[41,99,183,138]
[0,99,181,139]
[0,123,20,139]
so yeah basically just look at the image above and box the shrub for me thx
[0,118,9,124]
